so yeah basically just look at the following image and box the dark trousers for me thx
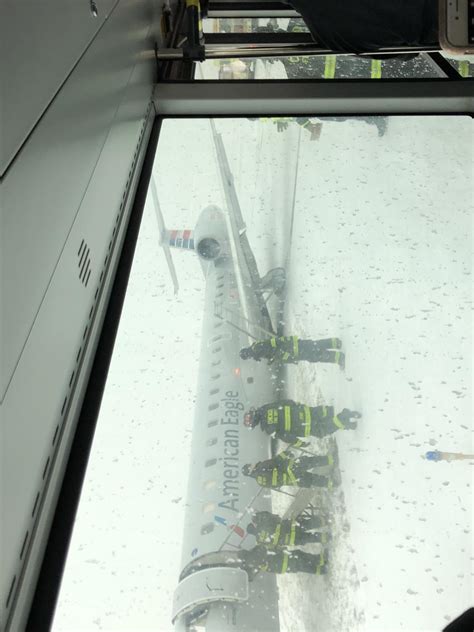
[296,514,325,530]
[310,405,354,437]
[298,339,343,364]
[293,528,330,545]
[292,456,330,488]
[287,550,328,575]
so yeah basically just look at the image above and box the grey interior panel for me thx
[0,0,117,175]
[0,0,158,627]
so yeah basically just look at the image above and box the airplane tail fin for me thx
[165,229,195,250]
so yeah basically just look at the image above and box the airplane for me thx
[151,121,287,631]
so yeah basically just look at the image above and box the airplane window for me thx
[54,115,473,632]
[209,388,219,395]
[211,335,222,342]
[211,346,222,354]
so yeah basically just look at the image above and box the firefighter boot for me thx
[339,409,361,428]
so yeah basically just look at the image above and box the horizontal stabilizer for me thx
[150,177,180,294]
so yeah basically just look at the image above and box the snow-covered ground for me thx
[54,114,472,632]
[217,114,473,631]
[253,119,472,631]
[282,115,473,632]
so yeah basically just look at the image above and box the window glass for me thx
[198,17,440,80]
[444,54,474,77]
[198,53,441,80]
[203,17,308,34]
[54,116,473,632]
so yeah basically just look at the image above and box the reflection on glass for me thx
[54,116,472,632]
[199,16,441,80]
[444,54,474,77]
[203,17,308,35]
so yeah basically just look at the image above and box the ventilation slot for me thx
[77,240,92,286]
[42,458,50,480]
[20,532,29,560]
[32,492,40,517]
[6,576,16,608]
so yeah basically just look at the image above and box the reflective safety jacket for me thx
[255,399,345,442]
[250,449,298,488]
[255,399,312,444]
[249,336,300,363]
[253,511,299,547]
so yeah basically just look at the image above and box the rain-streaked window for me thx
[53,115,472,632]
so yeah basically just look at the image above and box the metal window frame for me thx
[155,78,474,116]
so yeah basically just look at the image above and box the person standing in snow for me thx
[238,544,329,577]
[283,0,439,55]
[242,447,338,490]
[244,400,360,442]
[240,335,345,368]
[247,510,331,547]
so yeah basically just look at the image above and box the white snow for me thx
[54,114,472,632]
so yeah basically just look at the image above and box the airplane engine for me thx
[194,205,229,261]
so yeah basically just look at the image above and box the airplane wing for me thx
[209,120,279,333]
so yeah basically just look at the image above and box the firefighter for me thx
[247,117,322,140]
[238,544,329,577]
[246,510,331,547]
[240,335,345,368]
[244,400,361,442]
[241,448,338,490]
